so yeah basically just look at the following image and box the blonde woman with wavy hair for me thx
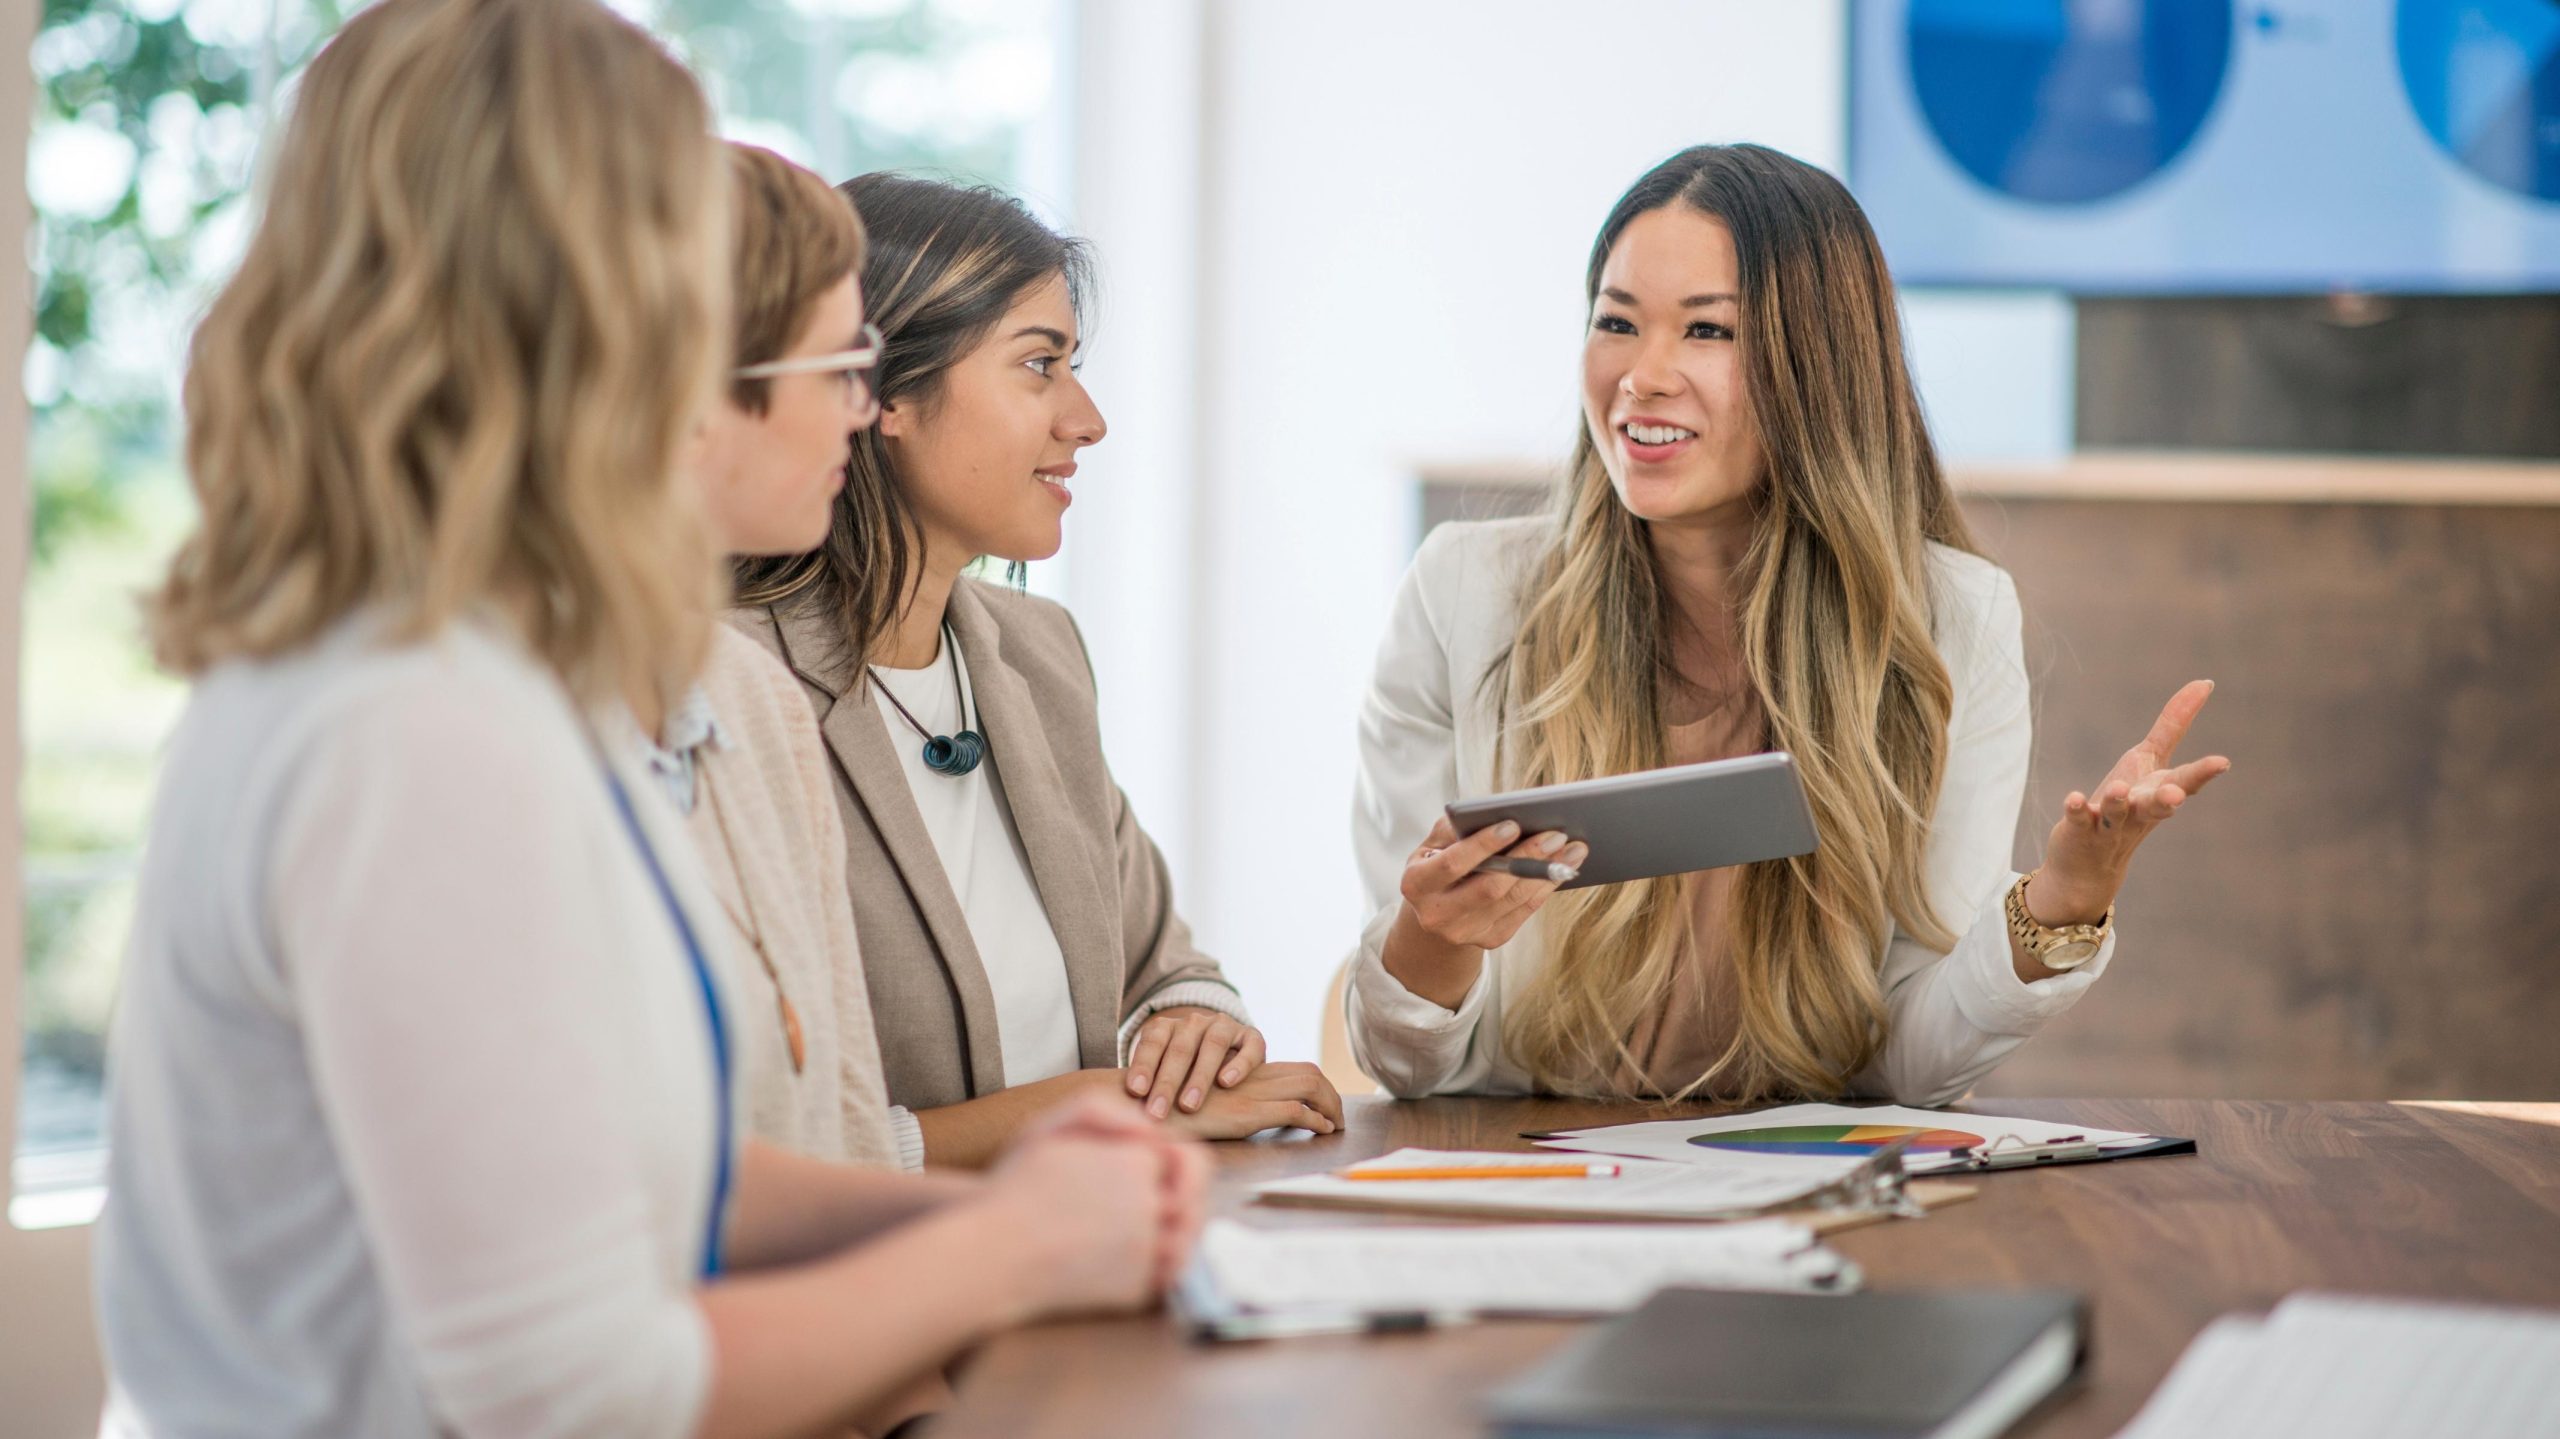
[1345,144,2232,1107]
[97,3,1202,1437]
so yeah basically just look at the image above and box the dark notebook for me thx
[1488,1286,2089,1439]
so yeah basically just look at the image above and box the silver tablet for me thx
[1443,752,1818,890]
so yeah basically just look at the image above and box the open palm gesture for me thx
[2034,680,2234,921]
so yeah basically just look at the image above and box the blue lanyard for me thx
[604,769,734,1280]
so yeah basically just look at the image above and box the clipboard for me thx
[1932,1133,2197,1172]
[1521,1102,2200,1179]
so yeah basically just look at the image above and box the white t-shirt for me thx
[869,638,1082,1088]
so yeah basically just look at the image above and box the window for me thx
[12,0,1069,1229]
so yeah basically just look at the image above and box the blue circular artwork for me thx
[1907,0,2235,205]
[2397,0,2560,203]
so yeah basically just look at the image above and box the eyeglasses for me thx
[735,322,884,414]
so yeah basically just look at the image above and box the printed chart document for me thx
[1253,1146,1867,1221]
[2113,1292,2560,1437]
[1532,1102,2165,1176]
[1190,1216,1855,1323]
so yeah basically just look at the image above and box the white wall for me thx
[1193,0,1850,1063]
[1068,0,2072,1065]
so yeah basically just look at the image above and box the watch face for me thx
[2044,939,2101,970]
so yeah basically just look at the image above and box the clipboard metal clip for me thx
[1806,1135,1925,1220]
[1947,1133,2102,1170]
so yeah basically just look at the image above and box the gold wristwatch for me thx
[2004,872,2111,972]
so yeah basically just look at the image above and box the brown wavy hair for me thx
[725,142,867,414]
[1493,144,1977,1103]
[149,0,729,707]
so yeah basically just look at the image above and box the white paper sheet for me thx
[1531,1103,2158,1176]
[1195,1215,1854,1318]
[2114,1293,2560,1438]
[1253,1146,1864,1220]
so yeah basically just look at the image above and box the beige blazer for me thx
[732,579,1240,1111]
[688,626,903,1168]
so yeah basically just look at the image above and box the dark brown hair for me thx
[732,173,1092,666]
[724,143,867,414]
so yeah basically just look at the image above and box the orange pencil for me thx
[1336,1163,1623,1181]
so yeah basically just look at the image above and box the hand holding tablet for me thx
[1394,754,1819,967]
[1444,752,1819,891]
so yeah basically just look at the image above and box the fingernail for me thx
[1149,1095,1168,1118]
[1183,1088,1203,1111]
[1223,1067,1243,1085]
[1495,821,1520,840]
[1564,843,1589,865]
[1127,1073,1148,1095]
[1538,832,1567,855]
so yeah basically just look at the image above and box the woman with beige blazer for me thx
[735,175,1343,1168]
[645,145,907,1172]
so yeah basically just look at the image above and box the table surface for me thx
[931,1097,2560,1439]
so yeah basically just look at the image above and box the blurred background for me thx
[5,1,2559,1425]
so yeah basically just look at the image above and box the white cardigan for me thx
[97,615,727,1439]
[1343,516,2115,1106]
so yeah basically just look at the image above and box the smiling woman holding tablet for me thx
[1345,144,2232,1107]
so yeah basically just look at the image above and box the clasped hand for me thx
[1122,1006,1342,1137]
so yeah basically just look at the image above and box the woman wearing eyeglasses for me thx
[733,175,1343,1168]
[95,11,1203,1436]
[647,143,901,1169]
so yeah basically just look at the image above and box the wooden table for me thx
[932,1098,2560,1438]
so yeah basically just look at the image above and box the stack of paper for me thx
[1533,1102,2166,1176]
[1253,1146,1868,1221]
[2115,1293,2560,1437]
[1192,1215,1855,1321]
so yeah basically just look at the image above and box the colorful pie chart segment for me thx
[1687,1123,1985,1157]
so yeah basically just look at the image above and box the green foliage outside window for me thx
[16,0,1060,1177]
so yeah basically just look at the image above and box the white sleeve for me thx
[1115,980,1257,1064]
[273,690,710,1439]
[885,1106,927,1173]
[1854,568,2115,1107]
[1342,530,1495,1098]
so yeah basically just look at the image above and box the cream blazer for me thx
[734,578,1243,1112]
[1343,516,2118,1106]
[689,626,902,1169]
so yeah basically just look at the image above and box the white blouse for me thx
[96,615,730,1439]
[862,630,1252,1167]
[868,639,1082,1089]
[1343,516,2116,1106]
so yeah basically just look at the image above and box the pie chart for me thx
[1906,0,2235,204]
[2397,0,2560,203]
[1687,1124,1985,1158]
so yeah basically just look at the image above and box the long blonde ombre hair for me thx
[1494,145,1978,1104]
[150,0,729,707]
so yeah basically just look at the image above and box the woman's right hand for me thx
[982,1095,1206,1318]
[1396,815,1588,952]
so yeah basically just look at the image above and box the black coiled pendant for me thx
[921,729,986,776]
[874,622,988,780]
